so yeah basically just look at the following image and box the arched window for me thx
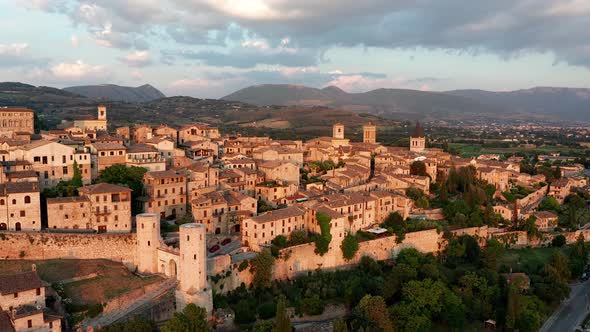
[11,199,16,205]
[0,199,4,205]
[24,196,31,204]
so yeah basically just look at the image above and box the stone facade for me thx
[10,141,91,189]
[77,183,133,233]
[0,108,34,137]
[144,170,187,219]
[0,182,41,232]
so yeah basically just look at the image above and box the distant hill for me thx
[446,87,590,121]
[0,82,395,140]
[223,84,590,122]
[64,84,165,103]
[222,84,511,122]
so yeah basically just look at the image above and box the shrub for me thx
[86,303,103,318]
[238,260,249,272]
[257,301,277,319]
[552,235,566,247]
[341,233,359,261]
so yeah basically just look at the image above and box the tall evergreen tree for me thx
[273,296,292,332]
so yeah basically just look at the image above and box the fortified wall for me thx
[0,231,137,268]
[275,228,442,280]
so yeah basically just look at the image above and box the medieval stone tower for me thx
[97,105,107,120]
[363,122,377,144]
[333,123,344,139]
[136,213,160,274]
[175,223,212,313]
[410,121,426,152]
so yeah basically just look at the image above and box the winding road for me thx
[540,281,590,332]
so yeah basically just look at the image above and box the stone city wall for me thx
[275,228,442,280]
[0,231,137,269]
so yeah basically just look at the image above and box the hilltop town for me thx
[0,104,589,331]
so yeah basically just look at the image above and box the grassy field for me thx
[449,143,586,158]
[0,259,162,308]
[498,246,567,275]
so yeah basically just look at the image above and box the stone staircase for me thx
[81,278,177,329]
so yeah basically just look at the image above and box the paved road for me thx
[541,281,590,332]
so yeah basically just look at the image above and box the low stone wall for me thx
[0,231,137,269]
[102,280,163,314]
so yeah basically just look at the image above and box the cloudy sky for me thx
[1,0,590,98]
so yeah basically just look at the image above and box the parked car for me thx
[221,238,231,246]
[209,245,220,253]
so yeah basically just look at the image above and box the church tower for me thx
[363,122,377,144]
[97,105,107,120]
[332,123,344,139]
[410,121,426,152]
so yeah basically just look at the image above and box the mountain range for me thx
[64,84,165,103]
[223,84,590,122]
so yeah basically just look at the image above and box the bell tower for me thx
[97,105,107,120]
[410,121,426,152]
[332,123,344,139]
[363,122,377,144]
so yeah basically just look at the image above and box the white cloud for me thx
[131,69,143,80]
[119,50,152,67]
[70,35,80,47]
[49,60,107,80]
[0,43,29,56]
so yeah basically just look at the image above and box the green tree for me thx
[351,295,394,332]
[538,196,560,212]
[96,164,147,214]
[410,161,429,177]
[341,233,359,261]
[161,304,210,332]
[250,249,275,289]
[381,212,406,243]
[333,318,348,332]
[71,160,83,189]
[102,316,157,332]
[273,296,292,332]
[251,320,274,332]
[415,196,429,209]
[552,234,566,247]
[314,212,332,255]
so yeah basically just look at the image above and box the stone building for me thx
[0,107,34,137]
[143,170,187,219]
[257,160,300,186]
[154,125,177,140]
[241,205,307,251]
[10,140,91,189]
[0,182,41,232]
[46,196,91,231]
[73,105,108,132]
[191,190,256,234]
[133,124,153,144]
[126,144,166,172]
[0,269,61,332]
[77,183,133,233]
[185,162,219,201]
[178,124,220,144]
[89,142,126,178]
